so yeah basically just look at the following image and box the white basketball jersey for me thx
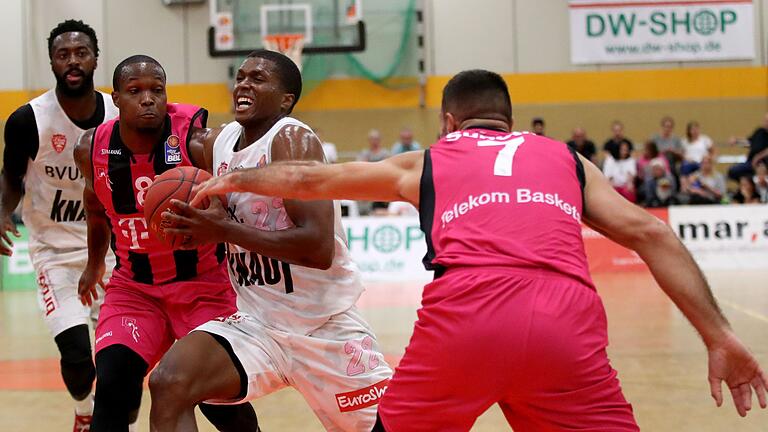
[23,90,118,263]
[213,118,364,334]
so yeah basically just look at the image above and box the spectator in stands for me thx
[603,120,633,161]
[602,141,636,202]
[531,117,546,136]
[636,140,670,203]
[681,121,713,175]
[644,159,679,207]
[391,127,421,154]
[566,127,597,163]
[388,201,419,217]
[753,162,768,202]
[315,128,338,163]
[681,155,726,205]
[732,176,761,204]
[652,116,684,170]
[727,112,768,181]
[357,129,390,162]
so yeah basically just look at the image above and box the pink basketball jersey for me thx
[91,103,225,285]
[421,128,594,288]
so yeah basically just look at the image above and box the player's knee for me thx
[94,344,147,401]
[54,325,95,400]
[149,358,196,405]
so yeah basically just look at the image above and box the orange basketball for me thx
[143,166,216,249]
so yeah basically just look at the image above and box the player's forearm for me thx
[84,210,111,268]
[222,220,333,269]
[0,172,23,219]
[629,221,730,346]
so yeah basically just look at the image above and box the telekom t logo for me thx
[118,217,150,249]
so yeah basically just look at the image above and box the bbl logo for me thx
[164,135,182,164]
[217,162,229,177]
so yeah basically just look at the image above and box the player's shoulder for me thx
[274,116,314,137]
[6,103,35,127]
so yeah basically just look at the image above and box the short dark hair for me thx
[532,117,545,127]
[246,50,302,113]
[48,19,99,59]
[112,55,166,90]
[442,70,512,123]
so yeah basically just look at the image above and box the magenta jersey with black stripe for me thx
[90,103,225,285]
[420,128,594,288]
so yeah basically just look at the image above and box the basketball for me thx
[143,166,215,249]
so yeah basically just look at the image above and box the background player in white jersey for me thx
[148,50,391,432]
[0,20,117,431]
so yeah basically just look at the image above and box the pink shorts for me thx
[94,265,237,369]
[378,268,639,432]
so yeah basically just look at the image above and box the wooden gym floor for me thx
[1,270,767,431]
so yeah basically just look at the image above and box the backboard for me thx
[209,0,366,57]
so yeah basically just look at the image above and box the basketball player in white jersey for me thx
[0,20,117,431]
[148,50,391,432]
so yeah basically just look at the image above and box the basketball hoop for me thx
[263,33,305,72]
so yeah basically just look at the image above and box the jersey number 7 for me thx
[478,137,525,177]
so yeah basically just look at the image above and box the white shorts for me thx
[197,307,392,432]
[34,251,111,337]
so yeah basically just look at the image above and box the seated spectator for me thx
[644,159,679,207]
[315,128,338,163]
[357,129,390,162]
[652,116,684,172]
[727,112,768,181]
[603,120,634,161]
[531,117,546,136]
[602,141,636,202]
[636,140,670,204]
[566,127,597,164]
[681,155,725,205]
[680,121,713,175]
[732,176,762,204]
[753,162,768,202]
[637,140,670,181]
[391,127,422,154]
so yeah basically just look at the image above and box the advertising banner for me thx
[569,0,755,64]
[667,204,768,270]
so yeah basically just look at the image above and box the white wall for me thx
[22,0,230,90]
[427,0,767,75]
[0,0,25,90]
[8,0,768,92]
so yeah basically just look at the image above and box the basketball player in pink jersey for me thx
[73,55,258,432]
[193,69,768,431]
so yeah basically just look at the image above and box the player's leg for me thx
[148,331,252,432]
[158,269,263,432]
[284,307,392,432]
[91,344,148,431]
[378,271,536,432]
[499,277,638,431]
[35,265,97,429]
[90,283,174,432]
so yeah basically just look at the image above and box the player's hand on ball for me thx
[0,214,20,256]
[707,330,768,417]
[78,263,106,306]
[162,196,229,249]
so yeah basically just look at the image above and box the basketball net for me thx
[263,33,305,73]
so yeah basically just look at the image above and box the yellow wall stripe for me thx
[0,66,764,118]
[426,66,768,107]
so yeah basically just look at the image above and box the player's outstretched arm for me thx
[579,154,767,417]
[73,129,110,306]
[190,149,424,208]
